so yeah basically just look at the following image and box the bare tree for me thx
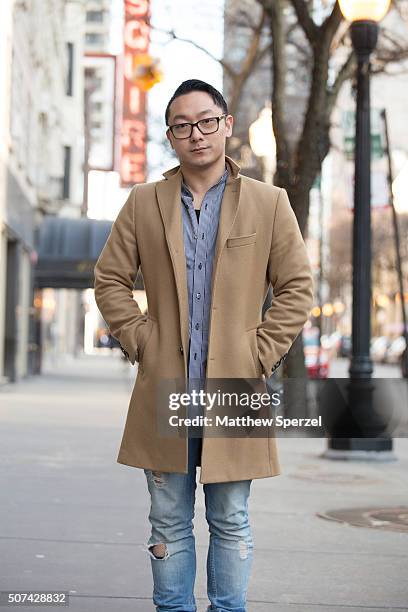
[153,0,408,230]
[327,208,408,337]
[151,0,408,376]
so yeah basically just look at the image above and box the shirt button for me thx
[195,323,200,330]
[198,263,202,270]
[196,292,201,299]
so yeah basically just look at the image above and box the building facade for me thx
[0,0,86,383]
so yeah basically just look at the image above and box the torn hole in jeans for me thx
[144,542,170,560]
[239,539,249,560]
[151,471,166,487]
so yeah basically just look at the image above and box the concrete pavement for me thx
[0,352,407,612]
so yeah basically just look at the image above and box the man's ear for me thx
[225,114,233,138]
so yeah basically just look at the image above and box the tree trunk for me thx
[282,186,312,382]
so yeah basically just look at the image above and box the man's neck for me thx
[181,156,227,196]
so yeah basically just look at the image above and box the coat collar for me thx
[161,155,241,182]
[155,155,242,356]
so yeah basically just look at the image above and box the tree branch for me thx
[321,1,344,46]
[288,0,319,45]
[150,25,237,79]
[327,50,356,115]
[260,0,292,185]
[226,6,269,116]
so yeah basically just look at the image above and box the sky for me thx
[147,0,225,180]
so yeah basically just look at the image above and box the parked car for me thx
[303,327,330,378]
[305,349,330,378]
[384,336,406,364]
[321,332,341,358]
[338,335,351,358]
[370,336,390,363]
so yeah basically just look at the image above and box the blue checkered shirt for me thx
[180,165,229,383]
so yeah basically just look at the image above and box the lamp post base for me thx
[324,436,395,462]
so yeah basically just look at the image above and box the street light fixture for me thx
[338,0,390,22]
[339,0,390,22]
[325,0,393,458]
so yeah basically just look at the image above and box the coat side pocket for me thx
[246,328,263,378]
[137,318,154,367]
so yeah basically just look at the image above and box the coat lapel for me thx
[155,156,242,353]
[209,170,241,303]
[156,168,190,352]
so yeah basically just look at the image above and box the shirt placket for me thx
[188,199,207,382]
[182,167,228,393]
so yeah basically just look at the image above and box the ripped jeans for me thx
[143,437,253,612]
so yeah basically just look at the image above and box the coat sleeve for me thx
[94,185,147,365]
[256,187,314,378]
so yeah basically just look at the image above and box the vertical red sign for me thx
[120,0,150,187]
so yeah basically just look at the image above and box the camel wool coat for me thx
[94,156,314,483]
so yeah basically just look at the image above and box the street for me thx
[0,352,407,611]
[1,1,408,610]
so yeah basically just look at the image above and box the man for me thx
[94,79,314,612]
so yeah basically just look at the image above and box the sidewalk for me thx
[0,352,407,612]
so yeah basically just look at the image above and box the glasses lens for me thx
[171,123,191,139]
[198,117,218,133]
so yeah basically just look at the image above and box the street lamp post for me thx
[326,0,393,457]
[349,18,377,382]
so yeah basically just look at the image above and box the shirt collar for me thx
[181,164,229,201]
[163,155,240,180]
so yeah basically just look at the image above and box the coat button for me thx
[179,346,184,354]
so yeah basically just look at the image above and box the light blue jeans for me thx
[143,437,253,612]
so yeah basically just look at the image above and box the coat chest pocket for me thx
[226,232,256,248]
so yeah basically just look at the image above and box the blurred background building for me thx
[0,0,86,382]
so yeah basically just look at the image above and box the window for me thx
[91,101,103,112]
[86,76,102,89]
[63,146,71,200]
[86,10,104,22]
[85,33,104,45]
[66,42,74,96]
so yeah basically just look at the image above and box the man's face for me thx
[166,91,233,170]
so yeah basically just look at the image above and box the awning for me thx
[34,216,144,290]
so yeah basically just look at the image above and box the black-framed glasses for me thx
[167,114,227,139]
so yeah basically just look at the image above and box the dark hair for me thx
[165,79,228,125]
